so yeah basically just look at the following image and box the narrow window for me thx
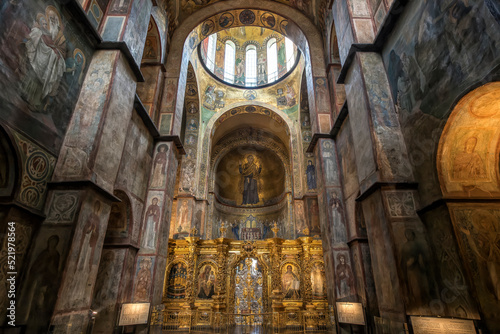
[285,37,295,71]
[206,34,217,72]
[224,41,235,84]
[267,38,278,83]
[245,45,257,87]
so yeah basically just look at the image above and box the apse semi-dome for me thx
[199,26,299,88]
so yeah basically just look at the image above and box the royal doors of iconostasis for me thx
[230,257,267,320]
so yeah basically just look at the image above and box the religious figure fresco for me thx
[452,136,487,180]
[329,191,346,243]
[400,229,433,309]
[167,262,188,299]
[335,254,354,299]
[134,257,153,301]
[282,264,301,299]
[198,265,216,299]
[239,155,261,205]
[178,200,190,232]
[93,251,116,307]
[143,197,161,248]
[306,160,316,189]
[322,141,336,183]
[70,200,101,305]
[151,144,168,188]
[203,85,216,109]
[21,235,60,331]
[21,6,70,109]
[458,209,500,300]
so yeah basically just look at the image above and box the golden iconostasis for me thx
[162,236,327,313]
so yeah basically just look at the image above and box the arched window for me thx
[245,45,257,87]
[285,37,295,71]
[267,38,278,83]
[224,41,235,84]
[206,34,217,71]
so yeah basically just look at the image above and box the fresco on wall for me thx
[391,220,439,315]
[422,206,480,320]
[382,0,500,203]
[0,1,92,152]
[13,132,56,211]
[178,64,200,196]
[142,18,161,62]
[92,249,125,308]
[45,190,80,224]
[166,262,188,299]
[438,83,500,198]
[193,48,304,125]
[106,191,131,238]
[134,256,154,301]
[384,0,500,120]
[55,197,110,312]
[150,144,169,188]
[282,263,301,299]
[450,205,500,331]
[168,0,328,32]
[305,197,320,236]
[334,252,355,299]
[142,191,164,250]
[18,228,71,331]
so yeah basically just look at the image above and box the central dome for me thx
[199,26,299,88]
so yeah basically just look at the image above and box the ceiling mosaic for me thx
[189,49,304,130]
[166,0,330,33]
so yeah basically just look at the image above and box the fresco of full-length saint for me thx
[197,265,216,299]
[70,200,101,305]
[239,155,261,205]
[151,144,168,188]
[282,264,301,299]
[143,197,161,248]
[335,254,354,299]
[306,160,317,189]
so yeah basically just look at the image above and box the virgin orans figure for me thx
[238,155,262,205]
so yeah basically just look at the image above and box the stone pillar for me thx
[314,137,357,306]
[344,51,421,325]
[131,140,179,334]
[46,49,137,333]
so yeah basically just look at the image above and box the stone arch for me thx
[162,1,328,136]
[436,82,500,329]
[105,189,133,239]
[437,82,500,199]
[196,102,301,199]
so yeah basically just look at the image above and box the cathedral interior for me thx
[0,0,499,333]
